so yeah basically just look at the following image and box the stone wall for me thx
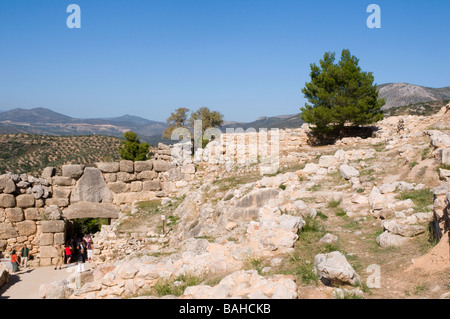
[0,143,196,265]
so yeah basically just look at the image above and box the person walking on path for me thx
[19,244,31,269]
[85,235,94,263]
[54,244,64,270]
[76,244,86,273]
[10,250,19,275]
[64,243,72,267]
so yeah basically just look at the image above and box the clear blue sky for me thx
[0,0,449,122]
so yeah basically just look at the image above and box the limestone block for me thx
[136,171,158,181]
[0,194,15,208]
[52,176,74,187]
[134,161,153,172]
[107,182,130,194]
[62,164,85,179]
[120,160,134,173]
[41,220,65,233]
[0,177,16,194]
[96,162,120,173]
[16,194,35,208]
[130,181,143,192]
[6,208,24,222]
[40,233,54,246]
[0,223,18,239]
[24,208,40,221]
[54,233,65,245]
[142,180,161,192]
[40,246,57,258]
[103,173,117,183]
[70,167,113,203]
[153,160,170,172]
[52,186,72,199]
[15,220,36,237]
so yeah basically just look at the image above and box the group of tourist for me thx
[9,244,31,275]
[9,233,94,275]
[59,234,94,273]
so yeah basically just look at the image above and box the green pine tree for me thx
[301,49,385,136]
[118,131,150,161]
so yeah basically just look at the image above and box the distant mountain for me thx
[220,114,304,131]
[0,107,168,145]
[378,83,450,109]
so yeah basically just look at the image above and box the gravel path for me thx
[0,263,94,299]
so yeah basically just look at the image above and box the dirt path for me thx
[0,263,94,299]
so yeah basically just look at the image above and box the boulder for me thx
[95,162,120,173]
[376,231,408,247]
[39,280,73,299]
[134,161,153,172]
[119,160,134,173]
[6,208,24,222]
[442,149,450,166]
[0,194,15,208]
[42,167,56,180]
[15,220,37,237]
[314,251,361,286]
[320,233,339,244]
[382,220,426,237]
[70,167,113,203]
[0,177,16,194]
[319,156,337,168]
[0,223,18,239]
[339,165,360,180]
[16,194,35,208]
[61,164,85,179]
[153,160,170,172]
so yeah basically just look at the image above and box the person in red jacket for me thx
[10,250,19,274]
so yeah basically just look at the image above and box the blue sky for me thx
[0,0,449,122]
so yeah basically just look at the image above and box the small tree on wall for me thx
[118,131,150,161]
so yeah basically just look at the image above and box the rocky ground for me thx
[16,105,450,299]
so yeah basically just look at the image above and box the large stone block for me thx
[16,194,35,208]
[42,167,56,180]
[442,149,450,166]
[45,198,69,208]
[153,160,170,172]
[40,246,57,258]
[136,171,158,181]
[41,220,65,233]
[52,186,72,199]
[0,177,16,194]
[134,160,153,172]
[0,223,18,239]
[181,164,196,174]
[52,176,74,187]
[0,194,15,208]
[63,202,119,220]
[96,162,120,173]
[54,233,65,245]
[107,182,130,194]
[6,208,24,222]
[116,172,136,182]
[15,220,36,237]
[143,180,161,191]
[70,167,113,203]
[120,160,134,173]
[62,164,85,179]
[40,233,54,246]
[24,208,41,221]
[130,181,143,192]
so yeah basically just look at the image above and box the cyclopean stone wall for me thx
[0,143,196,266]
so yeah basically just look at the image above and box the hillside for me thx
[378,83,450,109]
[0,134,124,176]
[0,108,168,144]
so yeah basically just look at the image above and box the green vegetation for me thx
[301,49,384,137]
[73,218,109,236]
[397,188,433,212]
[0,134,122,175]
[118,131,150,161]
